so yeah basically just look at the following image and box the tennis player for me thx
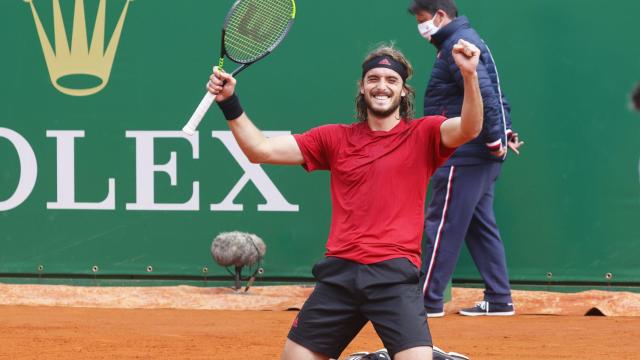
[206,40,483,360]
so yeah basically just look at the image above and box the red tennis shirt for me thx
[293,116,455,268]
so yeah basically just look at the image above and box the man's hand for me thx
[452,39,480,77]
[490,133,525,157]
[508,132,525,155]
[491,144,507,158]
[207,66,237,102]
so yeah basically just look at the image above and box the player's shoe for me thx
[425,306,445,318]
[346,347,469,360]
[459,300,515,316]
[433,345,470,360]
[344,349,390,360]
[344,351,370,360]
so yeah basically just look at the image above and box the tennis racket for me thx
[182,0,296,135]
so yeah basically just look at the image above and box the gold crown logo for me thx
[25,0,133,96]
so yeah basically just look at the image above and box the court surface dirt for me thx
[1,305,638,360]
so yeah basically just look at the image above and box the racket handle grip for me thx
[183,92,216,136]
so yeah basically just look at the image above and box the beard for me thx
[363,93,402,119]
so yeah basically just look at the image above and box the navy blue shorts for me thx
[287,257,432,359]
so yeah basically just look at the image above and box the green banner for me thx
[1,0,639,283]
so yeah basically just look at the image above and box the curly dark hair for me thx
[408,0,459,18]
[356,45,415,122]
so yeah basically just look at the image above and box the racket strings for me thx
[225,0,293,63]
[226,9,289,60]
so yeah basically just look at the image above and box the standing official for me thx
[408,0,524,317]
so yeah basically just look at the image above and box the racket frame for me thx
[219,0,296,76]
[182,0,296,135]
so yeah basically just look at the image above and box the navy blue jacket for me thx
[425,16,512,165]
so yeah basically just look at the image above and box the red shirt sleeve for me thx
[421,116,457,168]
[293,124,343,172]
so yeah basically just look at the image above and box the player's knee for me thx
[393,346,432,360]
[281,339,329,360]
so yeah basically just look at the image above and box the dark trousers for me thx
[421,163,512,309]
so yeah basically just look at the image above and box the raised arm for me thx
[440,39,484,149]
[208,67,304,165]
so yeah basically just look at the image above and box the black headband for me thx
[362,55,408,81]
